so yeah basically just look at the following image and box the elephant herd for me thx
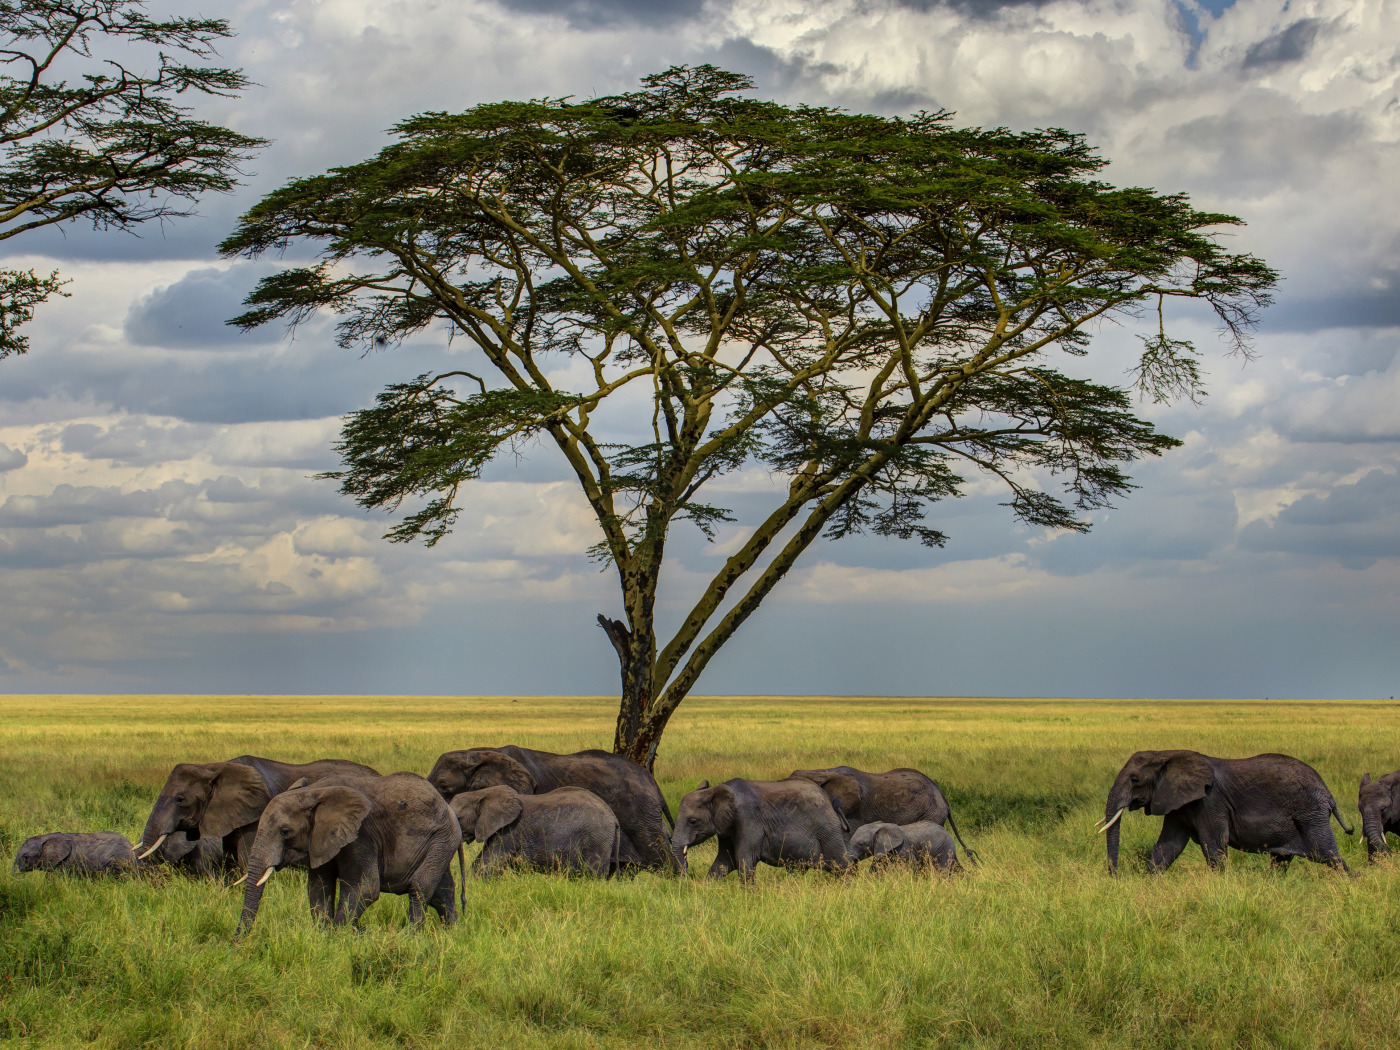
[12,743,1400,933]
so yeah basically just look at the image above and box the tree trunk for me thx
[599,614,662,768]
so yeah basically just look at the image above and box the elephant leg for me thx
[1300,822,1349,873]
[1148,815,1191,873]
[307,864,337,924]
[708,838,736,880]
[1269,854,1293,873]
[1200,833,1228,871]
[427,869,457,926]
[335,866,380,927]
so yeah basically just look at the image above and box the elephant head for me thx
[428,750,535,801]
[237,784,371,934]
[450,786,524,844]
[1102,750,1214,872]
[671,780,737,870]
[13,834,71,872]
[1358,773,1399,859]
[138,761,271,861]
[848,822,904,862]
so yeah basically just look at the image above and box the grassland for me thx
[3,694,1400,1049]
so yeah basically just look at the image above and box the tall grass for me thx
[3,695,1400,1048]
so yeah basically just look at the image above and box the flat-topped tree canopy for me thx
[221,65,1276,768]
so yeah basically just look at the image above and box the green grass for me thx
[3,694,1400,1048]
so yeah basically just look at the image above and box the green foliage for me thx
[0,0,266,356]
[222,66,1278,758]
[3,694,1400,1048]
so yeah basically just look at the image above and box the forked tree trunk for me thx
[598,615,669,769]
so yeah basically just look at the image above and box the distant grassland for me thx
[4,694,1400,1049]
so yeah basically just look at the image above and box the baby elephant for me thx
[13,832,136,875]
[848,821,958,871]
[451,785,623,877]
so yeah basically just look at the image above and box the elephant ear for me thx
[475,791,523,843]
[39,836,72,866]
[1152,753,1214,815]
[709,785,738,835]
[697,779,709,790]
[812,773,863,819]
[1362,773,1372,786]
[872,825,904,858]
[309,786,372,868]
[201,763,272,840]
[469,752,536,795]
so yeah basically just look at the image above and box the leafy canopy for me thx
[223,66,1276,763]
[0,0,266,357]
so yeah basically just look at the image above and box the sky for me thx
[0,0,1396,700]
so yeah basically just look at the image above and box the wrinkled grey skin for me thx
[788,766,978,863]
[848,821,958,872]
[237,772,461,934]
[1357,772,1400,860]
[1104,750,1353,874]
[451,785,625,877]
[671,778,852,881]
[139,755,379,874]
[13,832,136,875]
[428,746,678,873]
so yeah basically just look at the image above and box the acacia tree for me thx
[0,0,265,357]
[221,67,1275,769]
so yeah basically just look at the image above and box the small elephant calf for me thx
[848,821,958,871]
[451,785,624,877]
[13,832,137,875]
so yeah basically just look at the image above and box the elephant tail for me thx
[457,842,467,916]
[934,781,979,866]
[610,824,621,880]
[1330,796,1354,836]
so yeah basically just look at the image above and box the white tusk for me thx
[255,867,274,887]
[1098,808,1126,834]
[136,834,167,860]
[230,873,248,887]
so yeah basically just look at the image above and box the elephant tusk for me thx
[136,834,167,860]
[255,867,274,888]
[230,873,248,887]
[1098,808,1126,834]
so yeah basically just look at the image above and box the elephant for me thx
[13,832,137,875]
[137,755,378,872]
[670,777,852,881]
[236,772,461,934]
[1357,771,1400,859]
[788,765,978,863]
[427,746,678,874]
[450,785,625,877]
[847,821,958,871]
[1101,750,1353,874]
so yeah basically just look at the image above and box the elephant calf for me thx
[451,785,624,877]
[848,821,958,871]
[672,777,852,881]
[13,832,136,875]
[237,772,461,934]
[1358,771,1400,859]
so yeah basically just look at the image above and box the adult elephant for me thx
[237,772,460,934]
[788,766,978,863]
[137,755,378,872]
[1101,750,1353,873]
[428,746,678,874]
[1357,771,1400,859]
[671,777,852,881]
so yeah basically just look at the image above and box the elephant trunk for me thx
[236,840,281,935]
[671,830,690,873]
[1361,807,1388,860]
[1104,778,1130,874]
[137,798,179,861]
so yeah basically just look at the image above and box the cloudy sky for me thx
[0,0,1396,700]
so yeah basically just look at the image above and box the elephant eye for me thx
[1129,775,1140,784]
[174,794,186,804]
[280,826,292,837]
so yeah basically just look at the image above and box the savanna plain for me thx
[3,694,1400,1049]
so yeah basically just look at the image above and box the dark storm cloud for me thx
[492,0,704,28]
[0,443,27,471]
[1239,470,1400,567]
[1263,278,1400,333]
[1243,19,1324,68]
[124,266,280,349]
[60,419,214,466]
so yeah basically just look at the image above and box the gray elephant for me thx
[450,785,624,877]
[138,755,378,873]
[788,765,978,863]
[236,772,461,934]
[847,821,958,871]
[428,746,678,873]
[1358,772,1400,859]
[1102,750,1353,873]
[13,832,136,875]
[671,777,852,881]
